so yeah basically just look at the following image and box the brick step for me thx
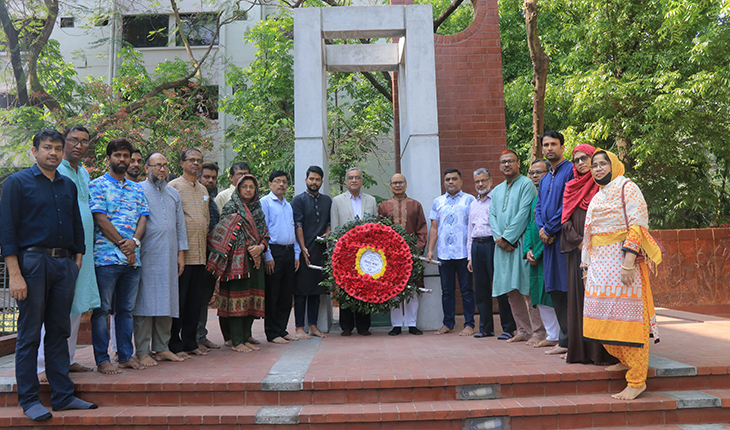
[3,371,729,408]
[0,390,729,429]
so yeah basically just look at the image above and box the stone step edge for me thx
[1,390,729,427]
[1,367,723,397]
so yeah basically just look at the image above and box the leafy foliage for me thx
[499,0,730,228]
[1,42,215,177]
[415,0,474,35]
[221,10,393,191]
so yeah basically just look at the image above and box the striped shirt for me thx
[169,177,210,265]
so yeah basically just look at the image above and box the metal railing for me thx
[0,261,19,336]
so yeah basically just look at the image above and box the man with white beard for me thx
[467,168,515,339]
[132,153,188,366]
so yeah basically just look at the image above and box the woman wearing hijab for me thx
[582,150,662,400]
[207,175,270,352]
[560,145,616,365]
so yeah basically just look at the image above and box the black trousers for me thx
[295,294,321,328]
[170,264,205,353]
[471,239,515,335]
[197,270,217,342]
[339,308,371,333]
[264,245,295,341]
[549,290,569,348]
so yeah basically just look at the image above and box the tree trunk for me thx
[524,0,549,161]
[0,0,29,106]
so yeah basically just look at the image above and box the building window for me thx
[176,13,219,47]
[123,15,169,48]
[60,17,74,28]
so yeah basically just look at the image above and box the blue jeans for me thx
[92,265,140,365]
[15,250,77,411]
[439,258,475,330]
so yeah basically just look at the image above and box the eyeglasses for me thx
[67,137,90,148]
[474,179,490,185]
[390,181,405,186]
[149,163,169,170]
[271,179,287,185]
[528,169,546,176]
[185,158,203,164]
[573,155,590,165]
[346,175,362,181]
[591,161,611,170]
[500,159,518,165]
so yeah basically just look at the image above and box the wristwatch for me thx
[133,237,141,247]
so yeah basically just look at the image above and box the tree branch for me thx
[27,0,61,111]
[361,71,392,102]
[524,0,549,161]
[0,0,29,106]
[433,0,465,33]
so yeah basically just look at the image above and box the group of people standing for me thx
[427,130,661,401]
[0,127,662,421]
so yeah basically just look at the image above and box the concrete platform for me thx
[0,309,728,428]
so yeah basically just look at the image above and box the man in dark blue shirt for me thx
[0,129,98,421]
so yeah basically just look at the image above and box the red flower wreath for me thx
[331,223,413,303]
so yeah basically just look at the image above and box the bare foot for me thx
[545,345,568,355]
[196,344,210,354]
[295,327,311,340]
[507,334,529,343]
[119,357,146,370]
[231,344,253,353]
[309,325,327,338]
[526,336,542,346]
[137,354,158,368]
[248,337,261,345]
[535,339,558,348]
[560,353,567,360]
[605,363,630,372]
[199,339,220,349]
[244,342,260,351]
[460,326,476,336]
[270,336,289,344]
[224,340,232,347]
[435,326,453,335]
[69,363,94,372]
[176,352,191,360]
[37,371,47,383]
[110,352,118,363]
[97,361,122,375]
[284,334,298,341]
[155,351,184,362]
[612,384,646,400]
[187,348,209,356]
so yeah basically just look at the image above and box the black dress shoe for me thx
[341,329,352,336]
[408,327,423,335]
[357,330,372,336]
[388,327,402,336]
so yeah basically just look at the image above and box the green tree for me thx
[221,11,393,191]
[500,0,730,228]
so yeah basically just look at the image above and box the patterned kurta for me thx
[57,159,101,316]
[378,195,428,250]
[134,181,188,317]
[489,175,535,297]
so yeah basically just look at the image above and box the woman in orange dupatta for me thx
[582,150,662,400]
